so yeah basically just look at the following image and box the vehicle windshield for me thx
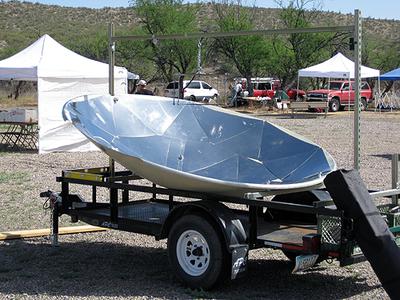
[322,82,343,90]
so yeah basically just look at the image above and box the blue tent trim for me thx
[381,68,400,81]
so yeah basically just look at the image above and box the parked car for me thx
[164,80,219,102]
[306,80,373,112]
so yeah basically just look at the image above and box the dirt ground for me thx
[0,109,399,299]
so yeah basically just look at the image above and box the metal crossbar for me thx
[112,26,354,42]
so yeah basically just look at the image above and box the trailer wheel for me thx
[168,214,227,290]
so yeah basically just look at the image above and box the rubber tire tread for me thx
[167,214,227,290]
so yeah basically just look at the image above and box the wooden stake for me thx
[0,225,108,241]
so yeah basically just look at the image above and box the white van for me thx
[164,80,219,101]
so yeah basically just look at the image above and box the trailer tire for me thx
[168,214,228,290]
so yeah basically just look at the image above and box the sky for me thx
[18,0,400,20]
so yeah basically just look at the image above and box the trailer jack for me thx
[40,190,61,247]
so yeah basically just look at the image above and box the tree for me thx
[362,36,400,93]
[66,31,109,62]
[211,0,272,95]
[271,0,349,88]
[131,0,199,82]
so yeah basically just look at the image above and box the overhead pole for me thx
[354,9,362,170]
[111,26,354,42]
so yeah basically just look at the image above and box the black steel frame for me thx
[54,167,350,254]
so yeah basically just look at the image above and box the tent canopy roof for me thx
[0,34,132,81]
[298,52,380,79]
[381,68,400,81]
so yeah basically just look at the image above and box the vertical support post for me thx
[61,180,69,212]
[169,195,173,211]
[377,76,381,112]
[224,73,227,106]
[51,200,59,247]
[249,206,257,247]
[108,23,117,222]
[392,154,399,205]
[353,9,362,170]
[108,23,115,97]
[152,183,157,200]
[108,23,115,178]
[92,185,97,203]
[110,187,118,222]
[197,38,202,73]
[178,75,184,99]
[122,180,129,204]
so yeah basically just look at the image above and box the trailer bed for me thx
[87,201,169,224]
[70,196,318,248]
[257,222,316,246]
[70,200,171,236]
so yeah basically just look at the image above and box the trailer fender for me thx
[159,200,248,250]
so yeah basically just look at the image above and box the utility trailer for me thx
[41,156,400,290]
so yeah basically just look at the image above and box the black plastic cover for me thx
[324,169,400,299]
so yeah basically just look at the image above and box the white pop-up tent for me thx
[0,34,130,153]
[298,52,380,78]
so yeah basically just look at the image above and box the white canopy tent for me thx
[298,52,380,79]
[0,34,130,153]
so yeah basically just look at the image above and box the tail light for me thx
[303,234,321,254]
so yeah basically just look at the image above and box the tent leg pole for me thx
[392,154,399,205]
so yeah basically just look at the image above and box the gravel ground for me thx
[0,109,399,299]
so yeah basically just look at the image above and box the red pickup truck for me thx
[306,80,373,112]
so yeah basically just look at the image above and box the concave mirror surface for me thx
[63,94,336,196]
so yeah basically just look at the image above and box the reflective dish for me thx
[63,94,336,196]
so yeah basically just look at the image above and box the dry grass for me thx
[0,94,37,109]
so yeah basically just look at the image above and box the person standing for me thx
[135,80,154,95]
[230,80,243,107]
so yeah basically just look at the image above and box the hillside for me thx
[0,1,138,53]
[0,0,399,57]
